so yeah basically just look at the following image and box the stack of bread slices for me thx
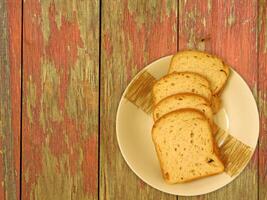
[151,50,230,183]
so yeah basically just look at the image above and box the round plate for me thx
[116,55,259,196]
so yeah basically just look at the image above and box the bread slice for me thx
[152,109,224,184]
[153,93,219,134]
[169,50,230,95]
[153,93,218,134]
[152,72,212,105]
[153,93,213,121]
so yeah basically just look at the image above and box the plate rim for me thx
[116,55,260,196]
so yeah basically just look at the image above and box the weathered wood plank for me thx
[100,0,177,199]
[0,0,21,199]
[258,0,267,199]
[22,1,99,199]
[178,0,258,199]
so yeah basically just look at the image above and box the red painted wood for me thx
[0,0,264,199]
[179,0,258,199]
[22,1,99,199]
[258,0,267,199]
[7,1,22,199]
[100,0,177,199]
[22,2,45,198]
[0,0,21,199]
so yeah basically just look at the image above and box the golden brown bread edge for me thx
[153,92,219,134]
[169,50,231,96]
[151,108,225,184]
[152,92,212,121]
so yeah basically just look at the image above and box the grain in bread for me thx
[153,93,213,122]
[169,50,230,95]
[152,109,224,183]
[152,72,212,105]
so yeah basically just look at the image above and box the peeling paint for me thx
[46,3,83,69]
[183,5,199,49]
[22,0,46,198]
[123,0,177,80]
[82,135,97,195]
[258,90,267,117]
[40,1,51,43]
[187,29,195,49]
[39,60,63,132]
[55,12,62,29]
[166,0,174,17]
[53,0,78,22]
[264,14,267,53]
[202,17,206,27]
[172,22,177,43]
[26,76,37,124]
[227,0,236,27]
[179,0,184,20]
[103,33,113,57]
[207,0,212,13]
[65,48,97,137]
[30,145,90,200]
[6,3,23,196]
[259,0,267,53]
[100,0,177,198]
[24,168,29,183]
[76,1,99,46]
[127,1,147,29]
[259,0,265,33]
[0,1,18,198]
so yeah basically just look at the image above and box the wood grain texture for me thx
[258,0,267,199]
[100,0,177,199]
[178,0,258,199]
[0,0,21,199]
[22,0,99,199]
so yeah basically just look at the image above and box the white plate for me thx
[116,55,259,196]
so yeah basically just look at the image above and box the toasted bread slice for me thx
[152,72,212,105]
[169,50,230,95]
[153,93,218,133]
[152,109,224,184]
[153,93,212,121]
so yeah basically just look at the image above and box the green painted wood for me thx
[178,0,258,199]
[100,0,177,199]
[22,1,99,199]
[0,0,21,199]
[258,0,267,199]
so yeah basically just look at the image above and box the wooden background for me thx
[0,0,266,199]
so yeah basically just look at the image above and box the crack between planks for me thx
[19,0,23,199]
[98,0,102,200]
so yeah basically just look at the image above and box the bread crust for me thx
[215,63,231,96]
[153,92,211,121]
[152,108,224,184]
[211,95,221,113]
[169,50,230,95]
[153,95,218,134]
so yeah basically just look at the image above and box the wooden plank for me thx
[22,0,99,199]
[258,0,267,199]
[0,0,21,199]
[178,0,258,199]
[100,0,177,199]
